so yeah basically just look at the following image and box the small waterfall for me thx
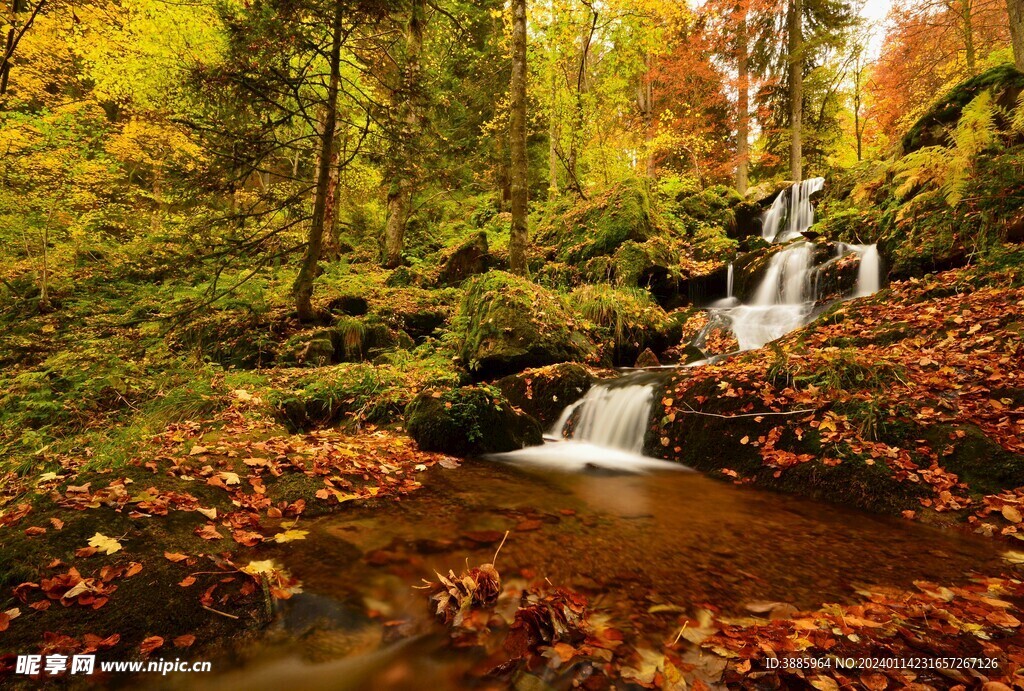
[726,262,734,299]
[553,380,654,453]
[855,244,881,296]
[761,178,825,243]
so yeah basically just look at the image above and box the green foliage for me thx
[570,284,680,359]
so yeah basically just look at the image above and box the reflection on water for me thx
[184,460,1006,691]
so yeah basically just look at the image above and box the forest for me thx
[1,0,1024,686]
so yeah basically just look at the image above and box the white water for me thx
[762,178,824,243]
[493,180,883,471]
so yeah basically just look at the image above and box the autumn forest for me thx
[2,0,1024,687]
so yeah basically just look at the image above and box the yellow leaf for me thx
[240,559,279,576]
[272,529,308,544]
[87,533,122,555]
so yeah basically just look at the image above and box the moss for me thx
[405,385,543,456]
[612,237,681,287]
[902,64,1024,154]
[923,424,1024,496]
[453,271,595,377]
[535,179,657,262]
[269,358,462,431]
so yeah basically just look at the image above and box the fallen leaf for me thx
[173,634,196,648]
[272,529,308,543]
[140,636,164,656]
[164,552,188,562]
[88,533,123,555]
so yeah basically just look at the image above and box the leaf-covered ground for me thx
[0,391,455,681]
[654,255,1024,527]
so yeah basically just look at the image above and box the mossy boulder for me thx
[612,237,682,287]
[902,64,1024,154]
[535,179,656,262]
[496,363,595,428]
[280,329,336,366]
[454,271,595,377]
[673,185,742,234]
[571,284,681,365]
[435,231,491,287]
[405,386,543,456]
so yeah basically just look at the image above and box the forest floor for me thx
[1,247,1024,688]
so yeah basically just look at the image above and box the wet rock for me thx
[731,201,763,239]
[405,386,543,456]
[496,363,594,428]
[634,348,660,368]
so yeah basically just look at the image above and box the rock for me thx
[496,363,594,428]
[731,201,763,239]
[570,284,681,365]
[327,295,369,316]
[280,329,336,367]
[455,271,594,378]
[902,65,1024,154]
[535,179,656,262]
[435,232,490,287]
[634,348,660,368]
[405,386,543,456]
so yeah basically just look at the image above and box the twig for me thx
[203,605,240,620]
[679,404,817,419]
[492,530,510,566]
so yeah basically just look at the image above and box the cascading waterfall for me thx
[762,178,825,243]
[493,180,883,471]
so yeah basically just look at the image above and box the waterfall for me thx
[761,178,825,243]
[855,244,881,296]
[492,180,883,472]
[553,380,655,453]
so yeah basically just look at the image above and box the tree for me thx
[1010,0,1024,69]
[383,0,426,269]
[788,0,803,181]
[293,0,343,320]
[509,0,528,275]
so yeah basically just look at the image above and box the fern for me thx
[893,91,1000,208]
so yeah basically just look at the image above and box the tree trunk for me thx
[292,0,343,321]
[321,143,342,261]
[787,0,803,182]
[1009,0,1024,70]
[735,6,749,196]
[383,0,425,269]
[640,51,656,178]
[548,70,559,194]
[509,0,528,275]
[1,0,25,97]
[961,0,977,74]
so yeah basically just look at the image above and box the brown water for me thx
[189,459,1006,691]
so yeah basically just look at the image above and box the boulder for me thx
[570,284,681,365]
[405,386,543,456]
[634,348,661,368]
[496,363,594,428]
[281,329,335,366]
[455,271,594,378]
[435,232,490,287]
[535,179,656,262]
[902,65,1024,154]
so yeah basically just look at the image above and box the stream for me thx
[177,181,1002,689]
[188,460,1005,690]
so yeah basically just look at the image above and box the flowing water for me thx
[761,178,825,243]
[191,461,1006,691]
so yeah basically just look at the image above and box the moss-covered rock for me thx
[612,237,682,288]
[453,271,595,377]
[280,329,335,366]
[571,284,681,365]
[535,179,657,262]
[434,231,491,287]
[902,64,1024,154]
[405,385,543,456]
[496,363,595,428]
